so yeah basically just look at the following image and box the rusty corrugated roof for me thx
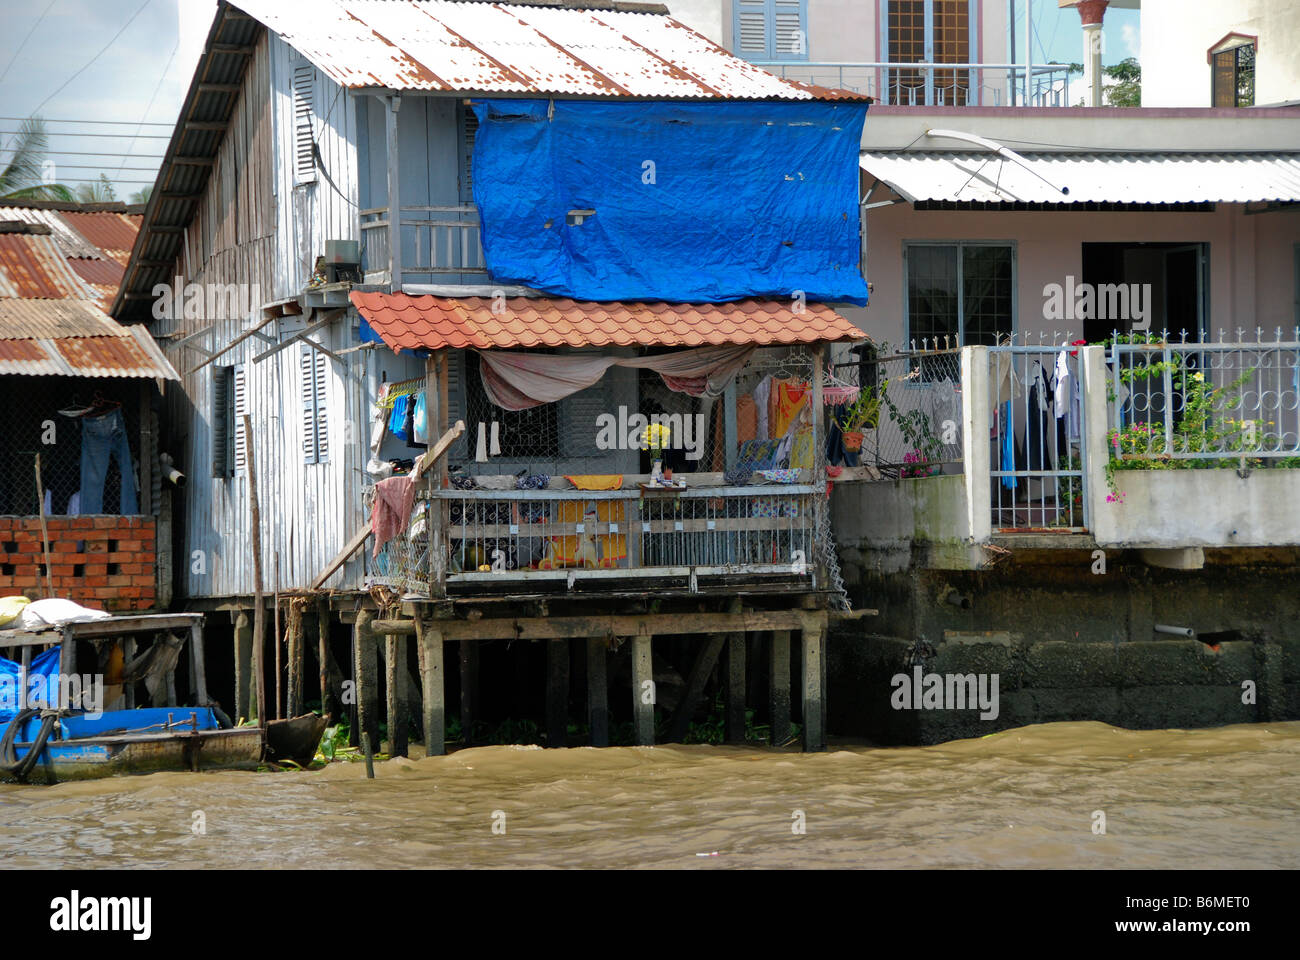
[230,0,865,100]
[0,298,126,339]
[67,257,127,311]
[59,211,140,264]
[0,233,100,300]
[0,205,106,259]
[0,322,178,379]
[351,291,867,351]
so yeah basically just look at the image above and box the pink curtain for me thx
[477,344,755,411]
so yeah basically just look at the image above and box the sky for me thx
[0,0,1141,202]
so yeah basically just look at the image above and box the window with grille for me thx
[292,63,317,184]
[212,364,247,478]
[733,0,808,62]
[1212,42,1255,108]
[905,242,1014,349]
[459,103,478,201]
[463,351,559,462]
[301,348,329,464]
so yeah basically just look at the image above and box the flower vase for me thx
[650,459,663,484]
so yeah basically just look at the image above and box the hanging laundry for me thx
[753,376,772,441]
[772,380,809,438]
[1001,401,1017,490]
[736,393,757,447]
[80,408,139,515]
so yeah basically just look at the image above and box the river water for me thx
[1,721,1296,869]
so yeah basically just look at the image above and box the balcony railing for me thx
[360,204,487,284]
[371,483,821,597]
[752,61,1074,107]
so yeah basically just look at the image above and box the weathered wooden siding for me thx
[153,31,368,599]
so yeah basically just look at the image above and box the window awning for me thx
[860,151,1300,205]
[349,293,868,353]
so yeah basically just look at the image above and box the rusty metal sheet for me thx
[229,0,864,100]
[0,233,99,300]
[0,206,103,259]
[0,298,125,339]
[58,211,139,264]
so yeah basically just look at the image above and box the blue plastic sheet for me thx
[0,646,61,724]
[471,99,869,305]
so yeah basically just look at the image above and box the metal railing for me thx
[1109,337,1300,463]
[437,485,818,587]
[989,344,1088,532]
[359,204,487,283]
[752,61,1074,107]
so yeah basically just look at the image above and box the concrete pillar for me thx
[631,634,654,746]
[353,610,379,755]
[1071,0,1110,107]
[415,619,445,757]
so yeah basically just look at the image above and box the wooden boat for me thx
[265,713,328,766]
[0,707,264,783]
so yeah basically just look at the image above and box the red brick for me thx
[83,575,109,588]
[50,540,79,554]
[50,564,76,578]
[130,574,154,586]
[91,518,118,529]
[8,576,37,588]
[69,518,95,530]
[106,575,130,588]
[84,541,108,554]
[17,541,40,554]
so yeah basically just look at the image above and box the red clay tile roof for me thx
[350,293,868,351]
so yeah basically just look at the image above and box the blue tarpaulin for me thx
[470,99,869,305]
[0,646,60,724]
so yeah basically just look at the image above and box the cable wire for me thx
[0,0,60,88]
[30,0,155,117]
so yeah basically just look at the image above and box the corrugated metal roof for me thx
[0,324,179,379]
[0,233,100,300]
[59,211,139,264]
[352,292,867,350]
[0,298,127,339]
[859,151,1300,205]
[230,0,862,100]
[67,257,127,310]
[0,206,103,259]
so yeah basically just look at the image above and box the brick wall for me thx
[0,516,156,612]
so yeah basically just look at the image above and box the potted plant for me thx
[836,386,880,453]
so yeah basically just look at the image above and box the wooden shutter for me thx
[560,379,610,458]
[211,367,229,478]
[446,349,468,460]
[773,1,805,58]
[293,63,317,184]
[459,106,478,201]
[735,0,769,57]
[301,346,329,464]
[232,364,247,474]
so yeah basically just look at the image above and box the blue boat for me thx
[1,706,264,783]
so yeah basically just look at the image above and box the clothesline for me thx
[377,377,424,410]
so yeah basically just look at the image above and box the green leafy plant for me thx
[835,385,881,433]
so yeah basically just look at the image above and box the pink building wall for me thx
[848,204,1300,348]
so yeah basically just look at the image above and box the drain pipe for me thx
[1154,624,1196,638]
[944,589,972,609]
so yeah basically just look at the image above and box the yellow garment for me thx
[540,499,627,568]
[773,380,810,437]
[564,474,623,490]
[0,595,31,627]
[789,427,815,469]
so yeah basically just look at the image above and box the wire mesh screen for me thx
[0,378,142,517]
[831,347,964,479]
[366,344,851,599]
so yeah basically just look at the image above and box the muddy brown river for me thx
[1,721,1296,869]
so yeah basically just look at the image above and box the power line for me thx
[30,0,155,117]
[14,162,159,172]
[0,0,60,88]
[0,149,163,159]
[0,130,173,140]
[117,38,178,183]
[0,116,172,126]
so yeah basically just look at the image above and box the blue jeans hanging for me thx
[80,409,139,515]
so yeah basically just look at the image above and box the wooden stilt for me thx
[190,620,211,707]
[769,630,792,746]
[316,601,334,723]
[234,611,252,721]
[123,637,135,710]
[286,602,304,718]
[801,617,825,753]
[667,633,725,742]
[586,637,608,747]
[726,632,747,743]
[385,632,409,757]
[353,610,379,754]
[459,638,478,746]
[631,633,654,746]
[415,618,445,757]
[546,638,569,748]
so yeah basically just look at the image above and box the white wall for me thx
[1142,0,1300,107]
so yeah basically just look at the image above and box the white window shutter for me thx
[314,350,329,463]
[293,64,317,184]
[735,1,768,56]
[301,346,328,464]
[233,364,248,474]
